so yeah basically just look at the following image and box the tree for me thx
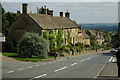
[5,12,20,26]
[56,29,63,49]
[2,9,20,35]
[17,32,49,58]
[2,6,9,34]
[43,31,49,40]
[2,5,5,14]
[107,32,112,42]
[48,29,56,51]
[17,10,21,14]
[2,14,9,34]
[37,6,51,15]
[90,39,96,46]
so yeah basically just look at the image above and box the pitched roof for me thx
[28,14,78,29]
[82,30,90,39]
[88,30,101,39]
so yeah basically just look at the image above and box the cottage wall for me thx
[83,38,90,45]
[97,38,103,45]
[62,28,79,45]
[78,32,83,43]
[8,14,42,43]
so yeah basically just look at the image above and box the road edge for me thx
[96,56,113,78]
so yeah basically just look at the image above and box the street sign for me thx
[0,37,5,42]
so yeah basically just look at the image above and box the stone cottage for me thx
[78,29,90,46]
[8,3,80,47]
[85,29,104,46]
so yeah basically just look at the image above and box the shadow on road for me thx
[102,52,113,56]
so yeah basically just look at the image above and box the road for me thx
[2,51,112,79]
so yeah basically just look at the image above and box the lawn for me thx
[2,52,54,62]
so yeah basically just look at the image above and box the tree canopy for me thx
[2,6,20,35]
[37,6,51,15]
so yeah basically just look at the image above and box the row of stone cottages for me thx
[8,3,104,50]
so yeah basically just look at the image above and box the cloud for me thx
[1,0,119,2]
[2,2,118,23]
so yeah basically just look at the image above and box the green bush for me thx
[17,32,49,58]
[91,46,96,50]
[90,40,96,46]
[75,42,83,49]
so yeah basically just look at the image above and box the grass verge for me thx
[2,52,54,62]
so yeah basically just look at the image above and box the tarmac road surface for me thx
[2,51,112,79]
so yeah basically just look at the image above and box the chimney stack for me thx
[65,10,70,18]
[44,5,47,15]
[49,10,53,16]
[22,3,28,14]
[60,12,63,17]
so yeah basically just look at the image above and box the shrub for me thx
[91,46,96,50]
[75,42,83,49]
[48,29,56,51]
[17,32,49,58]
[90,39,96,46]
[56,29,63,48]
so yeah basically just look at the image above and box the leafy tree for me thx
[2,5,5,14]
[48,29,56,51]
[17,32,49,58]
[103,32,112,43]
[2,14,9,34]
[17,10,21,14]
[107,32,112,42]
[43,31,49,40]
[56,29,63,49]
[2,6,9,34]
[2,7,20,35]
[90,39,96,46]
[37,6,51,15]
[5,12,20,26]
[111,33,118,42]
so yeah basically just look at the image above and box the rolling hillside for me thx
[79,23,118,32]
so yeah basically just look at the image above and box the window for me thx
[65,38,67,44]
[76,36,77,41]
[73,37,75,44]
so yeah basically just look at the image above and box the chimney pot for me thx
[60,12,63,17]
[65,10,70,18]
[49,10,53,16]
[22,3,28,14]
[44,5,47,15]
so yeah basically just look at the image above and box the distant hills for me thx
[78,23,118,32]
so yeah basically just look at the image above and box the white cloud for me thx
[1,0,120,2]
[2,2,118,23]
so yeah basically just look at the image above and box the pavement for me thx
[97,56,120,80]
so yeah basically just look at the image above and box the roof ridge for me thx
[27,13,78,29]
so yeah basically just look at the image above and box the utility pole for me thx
[96,30,98,52]
[118,23,120,41]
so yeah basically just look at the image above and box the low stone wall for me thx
[63,49,103,56]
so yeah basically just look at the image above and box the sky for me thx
[1,0,120,2]
[1,1,119,23]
